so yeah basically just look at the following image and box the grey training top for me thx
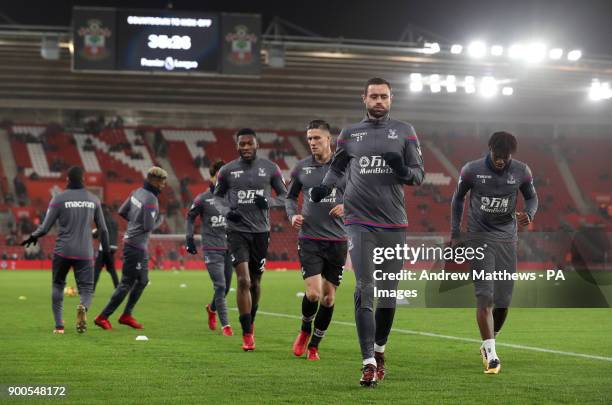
[32,187,109,260]
[451,155,538,241]
[214,156,288,234]
[186,188,228,250]
[118,186,162,250]
[322,115,425,229]
[285,155,347,241]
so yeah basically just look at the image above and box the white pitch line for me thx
[236,308,612,362]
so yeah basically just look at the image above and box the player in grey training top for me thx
[95,167,167,330]
[286,120,347,360]
[213,128,287,351]
[311,78,425,386]
[451,131,538,374]
[21,166,110,334]
[186,160,234,336]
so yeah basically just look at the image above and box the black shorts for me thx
[469,239,517,308]
[227,231,269,277]
[298,239,348,286]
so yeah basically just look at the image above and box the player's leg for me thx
[228,231,253,340]
[73,258,94,333]
[493,241,517,337]
[292,239,324,356]
[247,232,269,327]
[106,250,119,288]
[205,251,231,330]
[472,239,500,373]
[307,240,347,359]
[51,254,71,333]
[96,247,139,328]
[93,251,104,291]
[347,226,378,387]
[120,250,149,327]
[373,231,405,381]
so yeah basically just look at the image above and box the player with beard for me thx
[286,120,347,361]
[451,132,538,374]
[310,78,425,387]
[213,128,287,351]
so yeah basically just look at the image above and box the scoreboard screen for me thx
[116,10,220,73]
[72,7,261,76]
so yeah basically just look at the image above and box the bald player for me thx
[21,166,110,334]
[94,167,167,330]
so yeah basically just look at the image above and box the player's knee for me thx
[237,276,251,290]
[476,294,494,308]
[306,291,320,302]
[321,293,335,307]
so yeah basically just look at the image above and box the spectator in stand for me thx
[194,155,202,168]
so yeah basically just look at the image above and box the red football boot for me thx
[222,325,234,336]
[118,314,143,329]
[292,330,310,357]
[242,333,255,351]
[306,346,320,361]
[94,315,112,330]
[206,304,217,330]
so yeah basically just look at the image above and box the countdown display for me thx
[72,7,261,76]
[116,9,220,72]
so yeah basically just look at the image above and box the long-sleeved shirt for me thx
[186,188,228,250]
[214,156,287,233]
[32,187,109,260]
[321,115,425,228]
[285,155,346,241]
[119,186,162,250]
[451,155,538,241]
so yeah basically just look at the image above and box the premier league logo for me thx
[77,19,111,60]
[225,25,258,65]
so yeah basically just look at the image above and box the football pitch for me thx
[2,270,611,404]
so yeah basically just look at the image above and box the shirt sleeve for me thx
[185,196,204,239]
[213,168,231,216]
[322,129,351,188]
[269,164,288,208]
[520,164,538,221]
[451,164,473,238]
[398,126,425,185]
[118,195,131,221]
[143,197,160,232]
[94,202,110,252]
[285,165,303,220]
[31,196,61,238]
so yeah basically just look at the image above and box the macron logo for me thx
[130,196,143,209]
[64,201,95,209]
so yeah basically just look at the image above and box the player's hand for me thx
[382,152,408,176]
[291,215,304,229]
[21,234,38,248]
[329,204,344,218]
[310,185,331,203]
[254,194,269,209]
[226,210,243,223]
[92,228,99,239]
[186,237,197,255]
[516,211,531,227]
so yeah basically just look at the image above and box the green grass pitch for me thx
[1,270,611,404]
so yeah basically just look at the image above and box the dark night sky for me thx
[3,0,612,55]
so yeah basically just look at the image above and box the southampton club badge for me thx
[225,25,258,65]
[77,19,111,60]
